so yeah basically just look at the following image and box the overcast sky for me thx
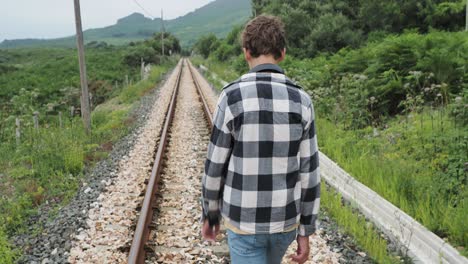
[0,0,214,41]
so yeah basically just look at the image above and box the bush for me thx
[232,54,249,74]
[123,45,158,67]
[213,43,236,62]
[306,13,363,56]
[0,227,17,264]
[193,34,220,59]
[279,31,468,125]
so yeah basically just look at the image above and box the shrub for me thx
[0,227,17,264]
[193,34,220,59]
[213,43,236,62]
[279,31,468,125]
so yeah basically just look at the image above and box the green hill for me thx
[0,0,252,49]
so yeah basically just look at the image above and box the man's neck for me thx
[248,55,279,69]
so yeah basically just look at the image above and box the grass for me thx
[190,56,240,89]
[0,228,18,264]
[321,183,402,263]
[317,109,467,255]
[0,59,176,262]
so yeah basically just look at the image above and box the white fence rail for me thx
[320,152,468,264]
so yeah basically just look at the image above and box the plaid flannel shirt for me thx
[202,64,320,236]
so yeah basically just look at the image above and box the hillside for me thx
[0,0,251,49]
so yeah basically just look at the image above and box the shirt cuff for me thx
[298,223,316,236]
[200,210,221,226]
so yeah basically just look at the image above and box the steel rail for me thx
[128,59,215,264]
[128,59,183,264]
[187,60,213,129]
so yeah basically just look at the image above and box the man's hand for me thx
[290,235,310,263]
[201,219,220,241]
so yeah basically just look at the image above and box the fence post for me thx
[59,111,63,128]
[89,93,93,109]
[125,75,129,87]
[71,106,75,117]
[16,118,20,146]
[33,112,39,130]
[141,57,145,81]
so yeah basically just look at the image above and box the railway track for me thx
[128,59,228,264]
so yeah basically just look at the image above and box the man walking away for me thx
[201,15,320,264]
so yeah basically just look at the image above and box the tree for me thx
[428,0,466,30]
[194,34,220,58]
[214,43,236,61]
[124,32,181,67]
[250,0,466,59]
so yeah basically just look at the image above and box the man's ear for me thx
[277,48,286,63]
[243,48,251,61]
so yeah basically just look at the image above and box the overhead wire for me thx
[131,0,156,19]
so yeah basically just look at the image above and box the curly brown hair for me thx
[241,15,286,60]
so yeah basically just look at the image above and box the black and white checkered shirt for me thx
[202,63,320,236]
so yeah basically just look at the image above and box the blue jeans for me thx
[227,229,296,264]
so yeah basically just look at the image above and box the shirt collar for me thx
[249,63,284,74]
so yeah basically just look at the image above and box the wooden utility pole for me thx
[74,0,91,134]
[161,9,165,56]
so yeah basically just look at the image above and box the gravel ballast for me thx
[14,63,179,264]
[67,62,182,263]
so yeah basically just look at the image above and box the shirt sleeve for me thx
[201,96,233,226]
[298,103,320,236]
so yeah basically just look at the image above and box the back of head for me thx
[241,15,286,60]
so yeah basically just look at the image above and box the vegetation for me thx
[318,111,467,252]
[191,0,467,257]
[0,33,180,115]
[0,32,178,261]
[168,0,251,47]
[321,184,401,263]
[0,46,134,114]
[191,57,239,84]
[252,0,466,58]
[0,228,18,264]
[124,32,181,67]
[280,31,467,123]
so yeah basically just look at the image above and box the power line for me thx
[132,0,155,19]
